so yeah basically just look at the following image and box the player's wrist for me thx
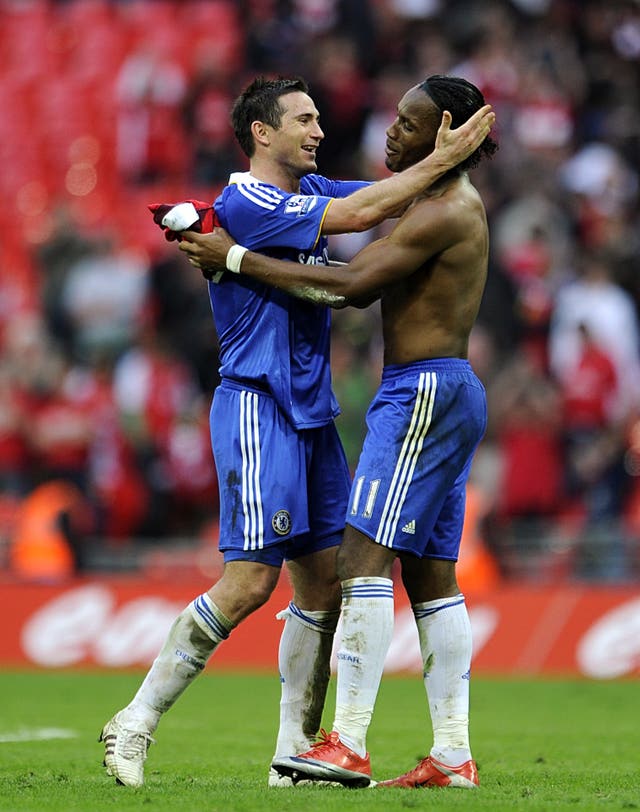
[226,244,248,274]
[426,149,450,173]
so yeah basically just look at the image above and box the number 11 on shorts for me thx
[350,476,380,519]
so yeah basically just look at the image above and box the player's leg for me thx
[269,422,349,783]
[100,560,281,787]
[380,460,480,789]
[378,555,477,788]
[272,527,395,787]
[271,545,341,760]
[101,384,285,787]
[333,527,397,760]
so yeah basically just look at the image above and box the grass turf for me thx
[0,669,637,811]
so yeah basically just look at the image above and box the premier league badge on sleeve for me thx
[284,195,317,216]
[272,510,292,536]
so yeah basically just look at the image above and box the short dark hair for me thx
[231,76,310,158]
[419,75,498,172]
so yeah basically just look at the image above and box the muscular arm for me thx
[320,105,493,233]
[186,199,457,308]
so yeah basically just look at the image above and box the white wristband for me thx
[226,244,248,274]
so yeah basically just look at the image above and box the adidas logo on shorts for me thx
[401,519,416,534]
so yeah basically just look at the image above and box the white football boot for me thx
[100,711,155,787]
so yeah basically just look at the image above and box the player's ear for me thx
[251,120,270,148]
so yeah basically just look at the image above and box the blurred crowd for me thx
[1,0,639,583]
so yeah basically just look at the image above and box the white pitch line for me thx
[0,728,77,743]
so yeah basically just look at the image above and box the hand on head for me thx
[434,104,495,165]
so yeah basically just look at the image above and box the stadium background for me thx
[0,0,638,678]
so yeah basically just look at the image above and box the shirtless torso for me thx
[368,174,489,364]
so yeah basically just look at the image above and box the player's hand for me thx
[178,228,237,278]
[434,104,495,167]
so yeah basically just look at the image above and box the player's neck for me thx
[420,171,467,200]
[249,158,301,193]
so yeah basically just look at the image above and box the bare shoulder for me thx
[392,176,484,250]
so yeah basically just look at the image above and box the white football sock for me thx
[413,594,472,766]
[123,593,234,732]
[333,577,394,757]
[272,602,340,758]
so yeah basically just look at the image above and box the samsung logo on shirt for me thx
[285,195,318,216]
[298,247,330,265]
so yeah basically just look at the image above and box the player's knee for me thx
[214,562,279,619]
[336,528,395,580]
[240,574,277,611]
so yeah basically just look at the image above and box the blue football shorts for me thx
[210,380,351,566]
[346,358,487,560]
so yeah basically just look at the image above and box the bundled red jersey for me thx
[148,200,218,241]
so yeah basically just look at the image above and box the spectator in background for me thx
[557,321,633,578]
[146,242,220,395]
[27,352,96,493]
[548,253,640,423]
[560,322,618,439]
[115,42,188,184]
[0,366,30,497]
[112,324,205,536]
[59,237,149,365]
[182,46,239,187]
[488,350,564,522]
[307,35,371,177]
[8,478,94,582]
[485,350,564,577]
[243,0,308,75]
[158,400,218,533]
[35,207,96,357]
[84,356,151,542]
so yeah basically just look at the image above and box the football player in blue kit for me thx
[180,75,497,791]
[100,76,494,789]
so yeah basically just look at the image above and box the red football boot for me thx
[378,755,478,789]
[271,729,372,788]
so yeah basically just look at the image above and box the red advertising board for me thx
[1,576,638,678]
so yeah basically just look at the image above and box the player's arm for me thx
[183,204,455,308]
[319,105,494,234]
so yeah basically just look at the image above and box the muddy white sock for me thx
[123,593,234,732]
[413,594,472,766]
[272,602,340,758]
[333,577,394,757]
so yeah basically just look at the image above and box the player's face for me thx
[385,86,440,173]
[269,92,324,178]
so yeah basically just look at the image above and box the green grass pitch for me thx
[0,669,637,811]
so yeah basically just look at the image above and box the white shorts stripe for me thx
[376,372,437,547]
[240,391,263,550]
[250,392,264,547]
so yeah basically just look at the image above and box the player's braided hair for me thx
[231,76,310,157]
[419,75,498,173]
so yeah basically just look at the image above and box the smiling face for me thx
[385,86,441,173]
[267,91,325,180]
